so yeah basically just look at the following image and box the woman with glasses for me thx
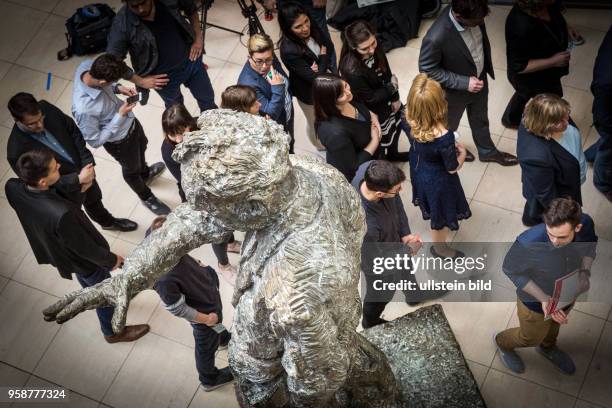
[339,20,408,162]
[407,74,470,259]
[313,74,382,182]
[278,1,337,152]
[517,93,585,226]
[238,33,294,153]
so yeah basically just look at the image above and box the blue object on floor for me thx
[46,73,51,90]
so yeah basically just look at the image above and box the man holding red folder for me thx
[494,198,597,375]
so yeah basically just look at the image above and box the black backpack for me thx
[57,3,116,61]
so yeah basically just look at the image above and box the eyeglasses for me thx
[250,57,274,67]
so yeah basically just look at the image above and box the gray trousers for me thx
[445,77,497,157]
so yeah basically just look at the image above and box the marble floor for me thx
[0,0,610,407]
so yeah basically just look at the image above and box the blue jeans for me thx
[75,267,114,337]
[155,59,217,112]
[191,323,220,384]
[585,127,612,193]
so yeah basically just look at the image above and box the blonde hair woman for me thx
[407,74,471,259]
[517,93,585,226]
[237,33,294,152]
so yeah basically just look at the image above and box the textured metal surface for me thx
[42,109,398,407]
[363,304,486,408]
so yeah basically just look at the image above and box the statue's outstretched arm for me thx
[43,204,231,333]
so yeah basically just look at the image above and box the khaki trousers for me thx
[496,299,560,351]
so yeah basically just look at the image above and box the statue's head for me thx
[173,109,294,230]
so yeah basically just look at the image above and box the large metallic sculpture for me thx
[43,110,398,407]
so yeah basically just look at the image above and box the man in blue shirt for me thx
[495,198,597,375]
[72,54,170,215]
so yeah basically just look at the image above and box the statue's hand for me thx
[43,273,133,334]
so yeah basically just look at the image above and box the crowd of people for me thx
[2,0,609,395]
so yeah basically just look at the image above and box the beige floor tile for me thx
[34,310,136,401]
[148,301,195,348]
[189,382,239,408]
[20,376,99,408]
[211,62,245,104]
[200,27,242,64]
[0,281,61,371]
[449,125,492,199]
[441,302,515,366]
[0,60,11,81]
[454,200,525,243]
[206,0,246,33]
[481,368,576,408]
[579,321,612,407]
[0,125,14,178]
[125,289,160,327]
[387,45,420,97]
[574,400,606,408]
[0,275,7,292]
[52,0,123,18]
[563,86,595,137]
[562,28,606,92]
[11,252,81,297]
[0,361,30,387]
[0,65,69,127]
[8,0,60,12]
[581,168,612,241]
[0,248,27,280]
[486,7,511,72]
[487,71,517,138]
[16,14,92,81]
[492,309,604,396]
[467,359,489,389]
[0,1,47,62]
[573,303,612,320]
[564,8,612,34]
[473,137,524,214]
[102,333,200,408]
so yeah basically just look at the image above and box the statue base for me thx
[362,304,486,408]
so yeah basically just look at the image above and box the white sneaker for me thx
[218,263,236,286]
[226,240,242,254]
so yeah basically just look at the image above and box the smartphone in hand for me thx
[127,93,140,104]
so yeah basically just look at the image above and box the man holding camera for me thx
[72,54,170,216]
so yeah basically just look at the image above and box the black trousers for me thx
[446,76,497,157]
[80,180,114,227]
[191,322,220,384]
[103,119,152,201]
[502,79,563,128]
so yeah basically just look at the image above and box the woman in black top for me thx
[278,2,337,151]
[161,103,241,279]
[502,0,580,128]
[339,20,408,162]
[313,74,382,182]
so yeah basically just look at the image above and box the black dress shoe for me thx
[142,195,171,215]
[479,151,518,166]
[464,148,475,162]
[430,246,465,259]
[145,162,166,185]
[102,218,138,232]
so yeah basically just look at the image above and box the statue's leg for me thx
[338,331,399,408]
[229,289,289,408]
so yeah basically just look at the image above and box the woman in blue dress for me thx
[406,74,471,259]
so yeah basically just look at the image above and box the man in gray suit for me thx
[419,0,518,166]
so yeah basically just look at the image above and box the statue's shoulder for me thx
[290,155,352,193]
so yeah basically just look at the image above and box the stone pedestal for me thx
[362,304,486,408]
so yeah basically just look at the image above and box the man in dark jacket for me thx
[5,149,149,343]
[419,0,517,166]
[148,216,234,392]
[494,198,597,375]
[352,160,423,328]
[107,0,216,112]
[6,92,137,232]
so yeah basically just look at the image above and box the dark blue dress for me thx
[409,131,471,230]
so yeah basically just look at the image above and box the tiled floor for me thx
[0,1,610,407]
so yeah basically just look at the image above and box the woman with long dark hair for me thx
[313,74,382,182]
[278,1,337,151]
[340,20,409,162]
[161,103,241,284]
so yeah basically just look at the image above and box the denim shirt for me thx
[107,0,197,78]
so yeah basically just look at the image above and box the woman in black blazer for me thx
[313,74,381,182]
[517,94,583,226]
[502,0,581,128]
[278,2,337,151]
[339,20,408,162]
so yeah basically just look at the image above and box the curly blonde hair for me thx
[406,74,448,142]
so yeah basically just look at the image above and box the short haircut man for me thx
[89,53,129,82]
[15,148,55,186]
[7,92,40,122]
[495,198,597,375]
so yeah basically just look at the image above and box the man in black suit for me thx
[419,0,518,166]
[5,149,149,343]
[6,93,136,232]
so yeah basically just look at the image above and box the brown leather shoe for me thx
[104,324,150,344]
[479,151,518,166]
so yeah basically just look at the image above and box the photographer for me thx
[72,54,170,216]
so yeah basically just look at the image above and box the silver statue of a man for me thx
[43,110,398,407]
